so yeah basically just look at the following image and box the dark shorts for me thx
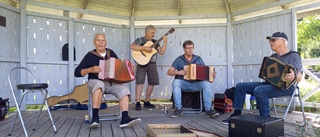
[135,62,159,85]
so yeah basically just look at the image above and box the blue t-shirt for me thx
[171,54,205,80]
[270,50,302,72]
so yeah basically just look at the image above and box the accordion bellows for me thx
[258,56,297,89]
[98,58,135,83]
[183,64,215,83]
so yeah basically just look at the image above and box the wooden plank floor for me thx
[0,103,318,137]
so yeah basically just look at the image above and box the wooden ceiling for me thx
[1,0,320,25]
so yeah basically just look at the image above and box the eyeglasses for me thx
[269,39,277,42]
[184,47,194,50]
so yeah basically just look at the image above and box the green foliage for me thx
[7,105,47,114]
[297,15,320,59]
[300,79,320,103]
[298,15,320,72]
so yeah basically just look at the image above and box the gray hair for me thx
[145,25,155,33]
[94,33,105,41]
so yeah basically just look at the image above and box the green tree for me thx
[297,15,320,59]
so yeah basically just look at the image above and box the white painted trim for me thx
[232,0,299,16]
[27,0,130,20]
[134,14,227,21]
[68,20,74,93]
[233,62,261,66]
[233,10,292,25]
[302,58,320,66]
[291,8,297,51]
[72,18,124,29]
[226,13,233,87]
[26,60,69,65]
[133,23,227,29]
[0,1,20,13]
[296,1,320,12]
[0,57,19,62]
[27,11,71,21]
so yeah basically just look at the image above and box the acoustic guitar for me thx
[132,28,175,65]
[46,83,88,106]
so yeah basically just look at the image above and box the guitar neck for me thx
[150,32,169,48]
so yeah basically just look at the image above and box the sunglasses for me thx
[269,39,277,42]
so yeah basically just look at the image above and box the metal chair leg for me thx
[88,91,121,121]
[182,91,203,114]
[272,85,306,127]
[9,90,29,137]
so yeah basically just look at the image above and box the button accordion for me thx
[183,64,215,83]
[98,57,135,83]
[258,56,297,90]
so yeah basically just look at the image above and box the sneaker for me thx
[89,119,100,128]
[205,109,219,118]
[171,109,183,118]
[144,101,155,108]
[135,102,141,110]
[221,117,231,125]
[119,117,141,128]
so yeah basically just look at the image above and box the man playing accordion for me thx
[167,40,219,118]
[221,32,303,125]
[75,33,141,128]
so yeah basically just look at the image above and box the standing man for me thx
[75,33,141,128]
[130,25,168,110]
[167,40,219,118]
[221,32,303,124]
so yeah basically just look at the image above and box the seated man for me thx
[167,40,219,118]
[75,33,141,128]
[221,32,303,125]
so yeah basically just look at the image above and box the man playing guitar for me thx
[130,25,168,110]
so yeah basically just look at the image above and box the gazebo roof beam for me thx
[224,0,233,22]
[177,0,181,24]
[134,14,227,21]
[77,0,90,19]
[27,0,130,20]
[232,0,299,16]
[130,0,135,17]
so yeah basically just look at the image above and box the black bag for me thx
[224,87,235,102]
[0,97,9,121]
[62,43,76,61]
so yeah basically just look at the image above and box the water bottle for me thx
[164,107,168,114]
[250,96,257,110]
[84,114,90,124]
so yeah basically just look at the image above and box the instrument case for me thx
[229,114,284,137]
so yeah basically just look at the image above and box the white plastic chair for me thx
[7,67,57,137]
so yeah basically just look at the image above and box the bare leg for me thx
[119,95,129,111]
[145,85,154,101]
[135,84,143,102]
[92,88,103,108]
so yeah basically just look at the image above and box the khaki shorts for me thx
[135,62,159,85]
[88,79,130,99]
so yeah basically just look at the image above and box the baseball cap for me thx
[266,32,288,41]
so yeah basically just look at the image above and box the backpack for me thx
[213,93,233,114]
[224,87,235,102]
[0,97,9,121]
